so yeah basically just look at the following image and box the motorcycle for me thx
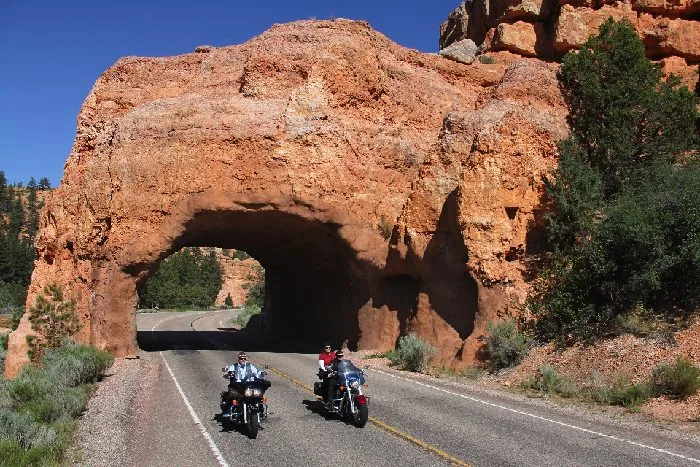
[313,359,369,428]
[220,369,270,438]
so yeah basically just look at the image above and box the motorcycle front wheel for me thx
[353,404,368,428]
[247,410,259,438]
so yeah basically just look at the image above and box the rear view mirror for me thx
[222,367,227,372]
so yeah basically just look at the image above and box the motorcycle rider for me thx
[326,349,345,410]
[221,351,264,412]
[318,343,336,370]
[318,343,336,404]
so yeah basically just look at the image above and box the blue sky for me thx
[0,0,460,187]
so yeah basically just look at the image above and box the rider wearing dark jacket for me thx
[326,349,345,408]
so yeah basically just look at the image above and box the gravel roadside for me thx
[70,353,159,466]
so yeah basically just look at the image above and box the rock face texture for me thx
[5,20,565,376]
[441,0,700,87]
[214,253,261,307]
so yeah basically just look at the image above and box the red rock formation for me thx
[441,0,700,88]
[5,20,565,376]
[214,252,261,307]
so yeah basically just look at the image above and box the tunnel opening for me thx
[129,207,372,351]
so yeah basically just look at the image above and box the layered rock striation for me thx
[6,19,565,376]
[441,0,700,87]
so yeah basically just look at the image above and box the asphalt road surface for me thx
[132,310,700,466]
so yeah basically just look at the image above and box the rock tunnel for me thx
[125,195,376,349]
[4,20,564,376]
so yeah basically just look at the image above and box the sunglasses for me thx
[324,346,331,349]
[238,356,247,360]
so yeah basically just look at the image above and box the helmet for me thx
[335,349,344,358]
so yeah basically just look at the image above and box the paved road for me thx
[133,310,700,466]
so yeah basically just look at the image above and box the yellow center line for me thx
[260,363,471,467]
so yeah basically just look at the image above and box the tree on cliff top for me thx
[531,19,700,343]
[557,19,697,197]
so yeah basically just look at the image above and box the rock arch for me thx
[5,19,565,376]
[121,191,383,349]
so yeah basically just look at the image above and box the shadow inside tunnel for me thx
[137,329,321,354]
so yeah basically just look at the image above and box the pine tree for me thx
[27,283,81,362]
[532,19,700,343]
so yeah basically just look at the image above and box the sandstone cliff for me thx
[214,252,261,307]
[6,19,566,376]
[440,0,699,87]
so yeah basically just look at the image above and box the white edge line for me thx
[369,368,700,464]
[160,352,229,467]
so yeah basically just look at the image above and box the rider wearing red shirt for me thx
[318,343,336,369]
[318,343,336,405]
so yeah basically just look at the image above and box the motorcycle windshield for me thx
[230,379,270,393]
[337,360,365,386]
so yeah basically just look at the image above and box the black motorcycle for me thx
[220,369,271,438]
[313,360,369,428]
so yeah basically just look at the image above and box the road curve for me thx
[131,310,700,467]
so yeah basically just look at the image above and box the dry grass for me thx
[0,313,14,329]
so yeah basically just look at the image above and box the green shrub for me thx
[587,375,652,407]
[0,439,58,467]
[530,19,700,344]
[462,367,487,380]
[367,349,397,359]
[391,333,434,373]
[0,332,8,372]
[0,409,58,449]
[224,293,233,309]
[27,284,81,362]
[0,418,74,465]
[235,304,261,329]
[651,357,700,399]
[525,366,579,398]
[378,215,393,241]
[232,250,251,261]
[0,340,111,464]
[485,319,531,371]
[41,341,113,388]
[7,367,53,405]
[478,55,494,64]
[242,265,265,309]
[20,386,88,423]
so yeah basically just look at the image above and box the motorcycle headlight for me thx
[244,388,253,397]
[350,380,360,389]
[252,388,262,397]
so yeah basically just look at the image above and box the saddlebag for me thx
[313,381,323,397]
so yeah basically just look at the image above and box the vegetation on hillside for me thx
[0,172,50,329]
[526,19,700,345]
[26,284,82,363]
[138,247,223,310]
[524,356,700,406]
[0,340,112,465]
[236,264,265,329]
